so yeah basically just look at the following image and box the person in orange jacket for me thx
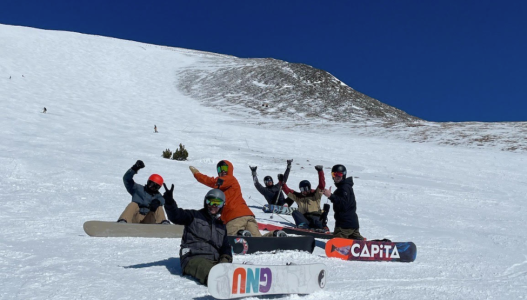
[189,160,262,237]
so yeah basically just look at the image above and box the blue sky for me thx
[2,0,526,122]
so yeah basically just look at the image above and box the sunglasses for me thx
[299,186,310,192]
[331,172,344,178]
[217,165,228,174]
[206,197,225,207]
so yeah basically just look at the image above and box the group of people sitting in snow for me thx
[117,158,362,285]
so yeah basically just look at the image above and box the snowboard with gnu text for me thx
[207,263,327,299]
[262,204,297,215]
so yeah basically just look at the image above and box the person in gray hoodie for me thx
[117,160,169,224]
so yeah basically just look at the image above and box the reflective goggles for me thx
[217,165,229,174]
[331,172,344,178]
[205,197,225,207]
[299,186,310,192]
[147,181,161,192]
[264,179,273,184]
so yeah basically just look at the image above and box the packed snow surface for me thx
[1,24,526,299]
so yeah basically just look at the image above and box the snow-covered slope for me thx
[1,24,526,299]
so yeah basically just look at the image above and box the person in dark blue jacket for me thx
[322,164,364,240]
[118,160,168,224]
[164,186,232,286]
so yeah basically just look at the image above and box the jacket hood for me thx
[336,176,354,188]
[219,160,234,176]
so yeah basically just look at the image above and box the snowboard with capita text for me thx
[258,222,334,239]
[207,263,327,299]
[83,221,184,238]
[325,237,417,262]
[262,204,297,215]
[227,236,315,255]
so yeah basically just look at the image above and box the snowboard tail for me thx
[262,204,297,215]
[208,263,326,299]
[83,221,184,238]
[258,222,333,239]
[325,238,417,262]
[227,236,315,255]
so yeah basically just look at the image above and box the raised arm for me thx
[315,165,325,190]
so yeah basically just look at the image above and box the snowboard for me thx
[325,237,417,262]
[227,236,315,255]
[258,222,334,240]
[262,204,297,215]
[83,221,184,238]
[208,263,327,299]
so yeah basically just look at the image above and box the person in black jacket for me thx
[164,185,232,286]
[322,164,364,240]
[249,166,288,206]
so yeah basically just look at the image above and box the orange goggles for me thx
[331,172,344,178]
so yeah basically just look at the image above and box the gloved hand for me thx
[219,254,233,263]
[189,166,199,175]
[149,199,161,212]
[286,159,293,168]
[163,183,175,206]
[315,165,323,171]
[131,160,145,172]
[277,174,284,182]
[249,166,257,177]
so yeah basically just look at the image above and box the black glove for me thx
[249,166,257,177]
[131,160,145,172]
[219,254,233,263]
[286,159,293,168]
[315,165,323,171]
[149,199,161,212]
[277,174,284,182]
[163,183,175,206]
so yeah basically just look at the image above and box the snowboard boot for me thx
[297,223,309,229]
[272,230,287,237]
[237,230,252,237]
[117,219,127,223]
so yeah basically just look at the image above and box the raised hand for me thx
[249,166,257,177]
[189,166,199,175]
[131,160,145,171]
[315,165,323,171]
[163,183,175,205]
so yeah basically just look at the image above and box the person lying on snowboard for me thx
[282,162,329,230]
[249,166,289,206]
[117,160,169,224]
[322,164,364,240]
[164,187,232,286]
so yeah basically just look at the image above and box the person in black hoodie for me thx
[249,166,290,206]
[164,185,232,286]
[322,164,364,240]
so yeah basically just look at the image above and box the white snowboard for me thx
[83,221,184,238]
[208,263,327,299]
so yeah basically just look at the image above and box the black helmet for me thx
[299,180,311,192]
[264,176,273,185]
[203,189,226,215]
[331,164,347,179]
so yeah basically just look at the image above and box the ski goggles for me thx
[299,186,310,192]
[146,180,161,192]
[217,165,229,174]
[331,172,344,178]
[264,178,273,184]
[205,197,225,207]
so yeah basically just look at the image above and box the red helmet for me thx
[148,174,163,186]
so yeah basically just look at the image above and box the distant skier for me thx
[322,164,364,240]
[42,107,47,113]
[282,162,328,230]
[249,166,288,206]
[164,188,232,286]
[154,125,158,133]
[189,160,262,237]
[117,160,169,224]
